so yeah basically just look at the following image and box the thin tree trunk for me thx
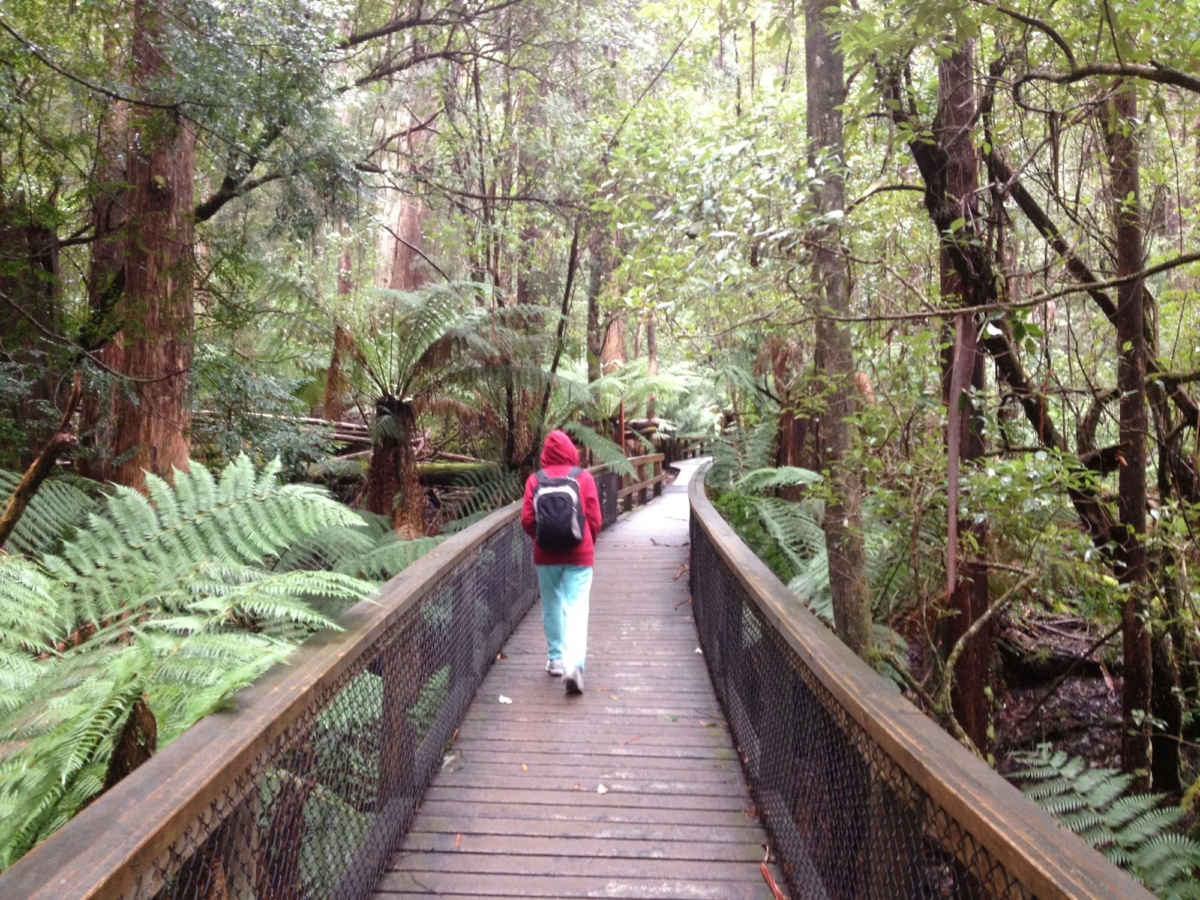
[586,228,607,383]
[1107,80,1152,785]
[0,376,83,548]
[110,0,195,490]
[935,42,991,750]
[646,309,658,421]
[806,0,872,661]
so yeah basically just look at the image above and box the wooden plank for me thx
[390,849,766,874]
[374,871,776,899]
[421,785,751,811]
[405,816,758,844]
[433,748,738,769]
[396,831,765,859]
[430,761,744,783]
[412,800,760,828]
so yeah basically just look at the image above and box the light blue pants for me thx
[537,564,593,673]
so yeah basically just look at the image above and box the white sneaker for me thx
[545,658,564,676]
[564,666,584,695]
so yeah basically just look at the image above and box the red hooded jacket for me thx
[521,430,603,567]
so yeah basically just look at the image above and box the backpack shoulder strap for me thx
[567,466,582,478]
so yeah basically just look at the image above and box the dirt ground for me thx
[994,673,1123,775]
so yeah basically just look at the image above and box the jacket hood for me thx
[540,430,580,467]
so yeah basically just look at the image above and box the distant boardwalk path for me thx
[372,459,780,899]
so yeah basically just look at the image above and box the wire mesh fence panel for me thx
[114,519,539,900]
[688,467,1152,900]
[595,469,619,527]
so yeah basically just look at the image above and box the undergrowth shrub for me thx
[0,456,379,869]
[1013,746,1200,898]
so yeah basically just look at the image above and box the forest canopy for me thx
[4,0,1200,889]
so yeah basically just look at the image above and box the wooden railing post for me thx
[653,458,663,497]
[638,460,648,506]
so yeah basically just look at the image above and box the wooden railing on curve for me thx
[617,453,666,511]
[0,462,663,900]
[687,463,1151,900]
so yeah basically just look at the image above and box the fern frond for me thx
[731,466,823,494]
[0,471,98,556]
[1013,746,1200,893]
[0,456,378,869]
[561,422,635,477]
[43,455,363,625]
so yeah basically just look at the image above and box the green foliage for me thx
[0,470,98,555]
[0,456,375,869]
[278,510,441,581]
[711,428,912,683]
[1014,747,1200,898]
[192,349,332,474]
[441,466,524,532]
[562,421,635,477]
[407,665,450,741]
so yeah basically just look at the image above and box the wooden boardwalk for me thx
[372,459,781,899]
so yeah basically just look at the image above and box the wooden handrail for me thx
[688,464,1151,900]
[616,453,666,506]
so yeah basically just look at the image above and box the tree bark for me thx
[108,0,195,490]
[1107,80,1152,786]
[365,396,424,538]
[586,228,608,383]
[646,309,658,421]
[78,35,129,482]
[389,201,429,292]
[934,43,991,751]
[806,0,872,661]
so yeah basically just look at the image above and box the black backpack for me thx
[532,467,586,551]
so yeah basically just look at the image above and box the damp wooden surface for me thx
[372,460,783,900]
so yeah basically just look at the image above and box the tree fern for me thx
[0,456,375,870]
[0,470,98,555]
[277,510,441,581]
[562,421,635,477]
[1012,747,1200,898]
[441,464,524,529]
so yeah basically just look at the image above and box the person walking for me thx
[521,430,603,695]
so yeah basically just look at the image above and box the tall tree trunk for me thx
[586,228,607,384]
[324,222,355,423]
[936,43,991,750]
[78,41,128,482]
[109,0,195,490]
[1107,80,1152,786]
[646,309,658,421]
[324,325,353,423]
[806,0,872,661]
[389,201,429,292]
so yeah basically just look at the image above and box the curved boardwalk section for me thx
[373,459,780,899]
